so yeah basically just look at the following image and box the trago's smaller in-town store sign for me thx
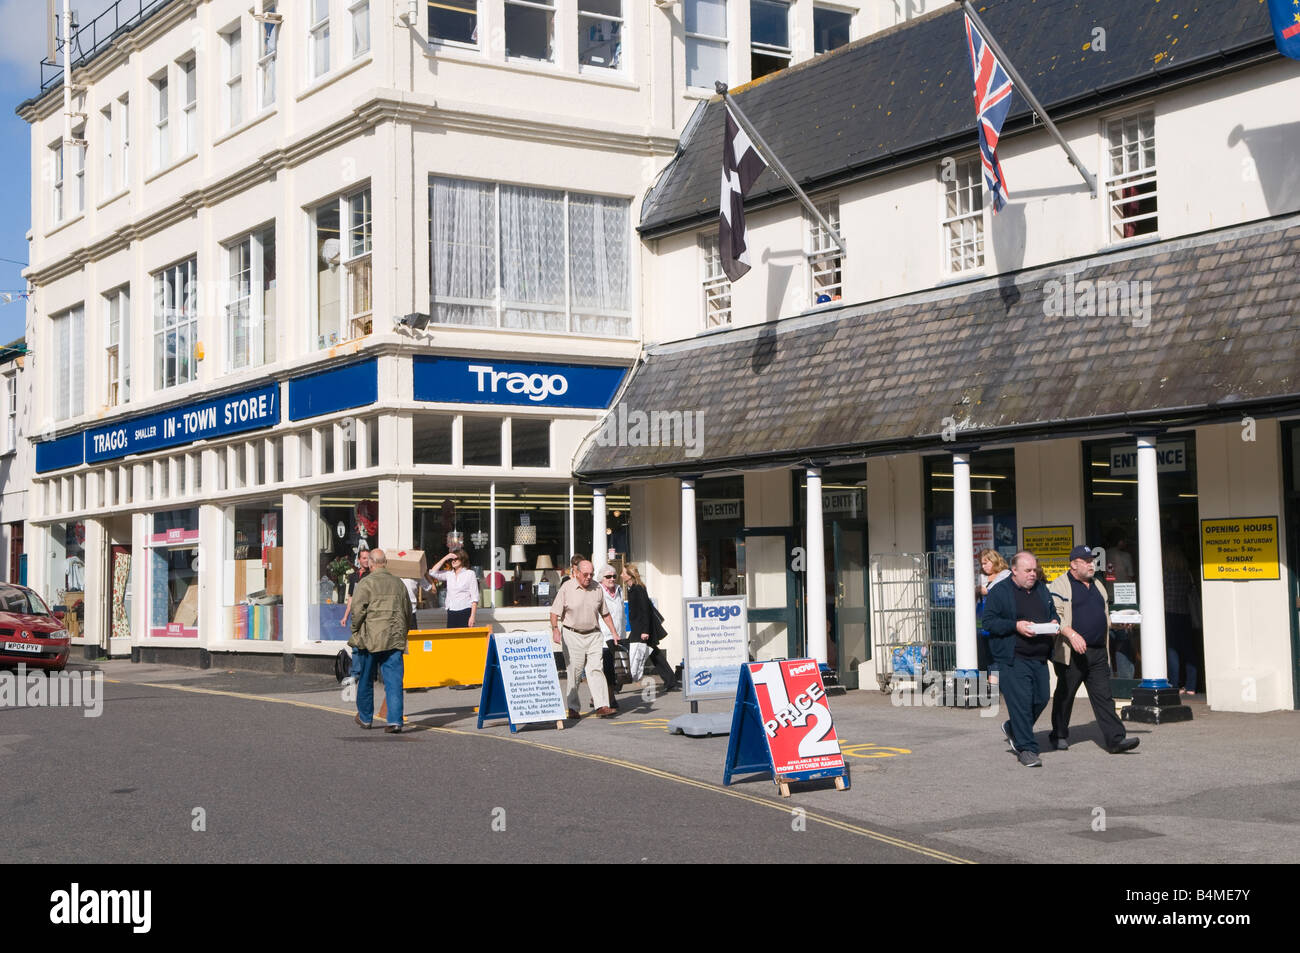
[84,384,280,465]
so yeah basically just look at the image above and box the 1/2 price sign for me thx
[724,658,847,790]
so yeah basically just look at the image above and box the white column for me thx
[591,485,607,565]
[952,452,979,675]
[1136,436,1170,688]
[681,479,698,599]
[805,467,828,664]
[282,493,310,649]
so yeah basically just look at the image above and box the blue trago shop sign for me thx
[37,383,280,472]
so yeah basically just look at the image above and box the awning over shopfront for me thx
[577,213,1300,482]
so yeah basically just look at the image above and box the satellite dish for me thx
[320,238,341,266]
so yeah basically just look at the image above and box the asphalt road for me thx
[0,666,988,864]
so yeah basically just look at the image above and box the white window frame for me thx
[349,0,370,58]
[428,0,479,48]
[309,0,331,79]
[428,177,634,336]
[806,198,843,304]
[51,306,85,422]
[179,55,197,153]
[940,157,986,276]
[3,374,16,454]
[119,94,131,191]
[223,26,243,130]
[812,3,853,55]
[685,0,728,89]
[1105,109,1158,242]
[105,286,131,407]
[100,106,114,197]
[152,72,170,170]
[312,187,372,349]
[225,226,276,371]
[72,131,86,215]
[257,4,279,109]
[578,0,623,71]
[50,140,64,223]
[153,258,199,391]
[504,0,556,63]
[750,0,792,78]
[702,236,732,328]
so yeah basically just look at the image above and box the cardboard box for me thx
[387,549,428,580]
[233,559,266,603]
[264,547,284,596]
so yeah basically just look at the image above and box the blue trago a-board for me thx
[477,632,567,732]
[723,659,850,797]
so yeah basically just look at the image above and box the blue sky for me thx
[0,0,119,343]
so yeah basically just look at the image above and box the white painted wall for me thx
[1196,420,1294,713]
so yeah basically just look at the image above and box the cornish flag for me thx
[719,105,768,281]
[964,14,1013,213]
[1267,0,1300,59]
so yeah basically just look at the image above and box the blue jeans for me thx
[356,648,404,727]
[349,647,362,680]
[1113,638,1135,679]
[1002,655,1049,754]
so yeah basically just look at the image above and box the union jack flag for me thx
[964,14,1014,213]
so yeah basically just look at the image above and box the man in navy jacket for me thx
[982,551,1060,766]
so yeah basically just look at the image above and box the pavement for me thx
[9,658,1300,864]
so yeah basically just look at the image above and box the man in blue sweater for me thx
[981,551,1059,767]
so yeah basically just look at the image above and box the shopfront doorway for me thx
[1283,422,1300,709]
[795,468,870,689]
[104,514,133,657]
[1083,434,1202,691]
[738,526,802,660]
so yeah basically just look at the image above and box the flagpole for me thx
[716,83,847,255]
[961,1,1097,197]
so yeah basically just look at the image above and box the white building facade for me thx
[19,0,884,669]
[577,1,1300,714]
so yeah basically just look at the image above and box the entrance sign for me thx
[1201,517,1280,580]
[1109,441,1186,476]
[477,632,567,731]
[723,659,848,795]
[683,595,749,702]
[1022,525,1074,581]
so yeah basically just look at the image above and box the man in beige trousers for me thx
[550,559,618,719]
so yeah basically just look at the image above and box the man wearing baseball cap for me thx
[1047,545,1139,754]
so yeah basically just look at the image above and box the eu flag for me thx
[1268,0,1300,59]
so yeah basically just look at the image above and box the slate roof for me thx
[641,0,1277,237]
[576,213,1300,481]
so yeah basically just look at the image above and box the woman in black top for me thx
[622,562,677,692]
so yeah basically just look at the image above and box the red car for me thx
[0,584,71,672]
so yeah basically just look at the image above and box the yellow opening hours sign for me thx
[1200,517,1279,580]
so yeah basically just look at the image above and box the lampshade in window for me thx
[513,524,537,545]
[535,555,554,571]
[509,545,527,565]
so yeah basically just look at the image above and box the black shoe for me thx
[1017,750,1042,767]
[1001,720,1019,753]
[1109,736,1139,753]
[355,714,372,730]
[1049,736,1069,751]
[385,724,403,734]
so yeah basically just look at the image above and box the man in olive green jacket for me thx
[350,549,415,733]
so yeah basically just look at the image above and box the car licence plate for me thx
[4,642,43,653]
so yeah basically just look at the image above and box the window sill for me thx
[143,151,197,186]
[96,188,129,212]
[296,54,374,104]
[423,46,639,90]
[212,106,279,148]
[684,87,718,100]
[44,211,86,239]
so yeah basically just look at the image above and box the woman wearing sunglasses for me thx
[429,548,479,628]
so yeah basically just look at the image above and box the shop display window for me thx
[310,487,380,640]
[46,521,87,637]
[224,501,285,642]
[148,508,200,638]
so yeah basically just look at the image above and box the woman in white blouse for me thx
[428,548,479,628]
